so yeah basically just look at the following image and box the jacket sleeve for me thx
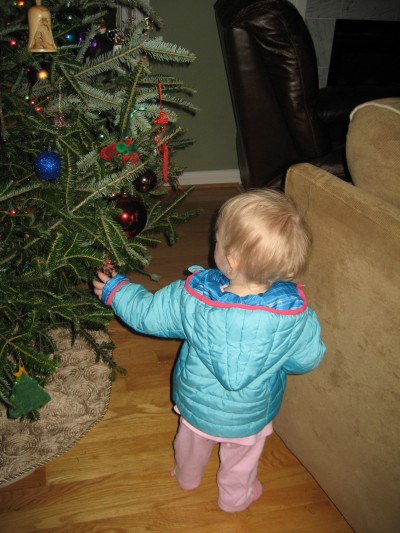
[108,278,186,339]
[281,309,326,374]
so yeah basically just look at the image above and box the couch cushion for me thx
[346,98,400,207]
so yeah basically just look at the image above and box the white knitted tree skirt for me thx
[0,329,112,487]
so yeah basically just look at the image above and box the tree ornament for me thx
[154,83,170,182]
[27,0,57,53]
[54,113,69,129]
[34,149,62,181]
[8,365,51,419]
[100,138,140,167]
[134,170,157,193]
[115,196,147,237]
[53,82,69,128]
[144,17,154,34]
[101,257,116,276]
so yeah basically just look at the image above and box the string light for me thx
[37,69,49,80]
[65,33,75,43]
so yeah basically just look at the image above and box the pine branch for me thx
[141,38,196,63]
[58,63,88,104]
[145,186,196,231]
[0,334,59,374]
[76,36,195,81]
[78,328,125,379]
[120,58,147,138]
[156,93,199,115]
[0,182,42,203]
[76,82,124,110]
[75,46,144,79]
[71,161,146,211]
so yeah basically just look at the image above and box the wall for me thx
[150,0,239,185]
[288,0,307,18]
[304,0,400,87]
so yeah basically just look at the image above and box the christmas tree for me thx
[0,0,198,419]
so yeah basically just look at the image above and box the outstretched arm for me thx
[93,270,186,339]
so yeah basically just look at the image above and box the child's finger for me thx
[92,279,104,290]
[96,270,111,283]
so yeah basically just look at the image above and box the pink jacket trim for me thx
[106,280,129,306]
[184,273,308,315]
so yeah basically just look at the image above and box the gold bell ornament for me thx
[27,0,57,53]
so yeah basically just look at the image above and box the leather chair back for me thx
[215,0,332,187]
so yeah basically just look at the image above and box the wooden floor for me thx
[0,186,352,533]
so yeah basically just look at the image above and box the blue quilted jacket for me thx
[103,267,326,438]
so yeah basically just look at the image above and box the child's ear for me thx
[227,254,239,275]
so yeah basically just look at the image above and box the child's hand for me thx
[93,269,129,306]
[93,270,117,300]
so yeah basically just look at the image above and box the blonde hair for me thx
[215,188,311,284]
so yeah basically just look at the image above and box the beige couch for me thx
[275,99,400,533]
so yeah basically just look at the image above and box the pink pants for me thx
[172,421,267,512]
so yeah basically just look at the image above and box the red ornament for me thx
[154,83,170,182]
[100,138,140,167]
[115,196,147,237]
[101,257,116,276]
[134,170,157,193]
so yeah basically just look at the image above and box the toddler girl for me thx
[93,188,325,512]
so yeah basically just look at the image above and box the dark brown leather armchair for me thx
[214,0,399,189]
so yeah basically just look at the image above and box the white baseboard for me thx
[179,169,241,186]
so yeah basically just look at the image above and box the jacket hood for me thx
[181,268,311,391]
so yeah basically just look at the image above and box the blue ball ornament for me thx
[34,150,62,182]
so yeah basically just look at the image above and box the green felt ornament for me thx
[8,373,51,419]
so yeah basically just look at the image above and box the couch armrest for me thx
[275,163,400,533]
[346,98,400,208]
